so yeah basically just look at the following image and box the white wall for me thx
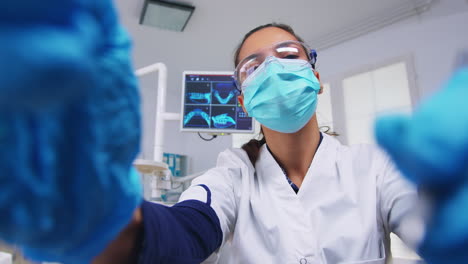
[319,1,468,103]
[117,0,468,174]
[316,2,468,260]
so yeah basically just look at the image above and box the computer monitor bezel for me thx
[180,71,254,134]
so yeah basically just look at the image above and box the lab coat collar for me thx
[257,133,340,198]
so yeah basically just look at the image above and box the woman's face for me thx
[237,27,303,67]
[237,27,323,112]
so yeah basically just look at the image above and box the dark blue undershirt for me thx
[138,185,222,264]
[266,133,323,193]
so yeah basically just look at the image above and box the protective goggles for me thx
[233,40,317,89]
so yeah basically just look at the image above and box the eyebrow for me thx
[276,41,298,48]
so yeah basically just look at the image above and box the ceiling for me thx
[111,0,468,98]
[113,0,437,70]
[115,0,429,47]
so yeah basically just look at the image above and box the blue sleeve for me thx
[138,196,223,263]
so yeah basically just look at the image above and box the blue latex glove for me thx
[0,1,142,263]
[375,67,468,264]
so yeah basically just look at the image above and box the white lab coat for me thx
[179,134,422,264]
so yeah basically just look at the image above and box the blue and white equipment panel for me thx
[181,71,254,133]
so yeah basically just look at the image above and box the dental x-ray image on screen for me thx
[181,71,254,133]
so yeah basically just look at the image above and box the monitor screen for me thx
[181,71,254,133]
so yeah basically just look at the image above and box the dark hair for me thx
[234,23,306,166]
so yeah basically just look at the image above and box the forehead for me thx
[238,27,299,63]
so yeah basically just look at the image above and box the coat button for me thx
[299,258,308,264]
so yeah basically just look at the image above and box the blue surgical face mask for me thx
[241,56,321,133]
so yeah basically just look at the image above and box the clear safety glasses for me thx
[234,40,316,89]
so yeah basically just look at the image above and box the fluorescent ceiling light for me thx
[140,0,195,32]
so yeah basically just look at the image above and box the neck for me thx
[263,116,321,187]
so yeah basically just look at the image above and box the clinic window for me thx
[340,60,416,145]
[335,58,421,261]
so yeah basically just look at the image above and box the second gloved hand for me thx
[375,67,468,264]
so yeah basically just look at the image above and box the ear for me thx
[237,94,248,115]
[314,71,324,94]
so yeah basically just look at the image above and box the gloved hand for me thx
[0,1,142,263]
[375,67,468,264]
